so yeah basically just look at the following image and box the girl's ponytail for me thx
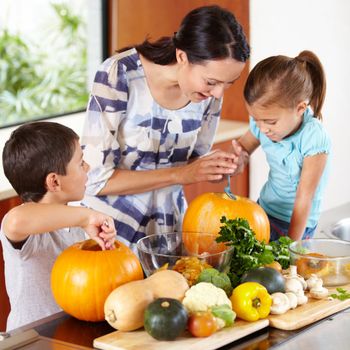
[296,51,326,120]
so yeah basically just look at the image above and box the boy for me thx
[0,121,116,331]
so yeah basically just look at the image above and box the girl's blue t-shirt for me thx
[250,107,331,228]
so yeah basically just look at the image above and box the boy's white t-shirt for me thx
[0,223,86,331]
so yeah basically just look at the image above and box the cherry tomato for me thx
[187,312,217,337]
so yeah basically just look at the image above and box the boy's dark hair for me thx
[2,121,79,202]
[119,5,250,65]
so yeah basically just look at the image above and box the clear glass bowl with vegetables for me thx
[289,238,350,286]
[136,232,234,286]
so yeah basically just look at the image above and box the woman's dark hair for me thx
[2,121,79,202]
[121,5,250,65]
[244,50,326,120]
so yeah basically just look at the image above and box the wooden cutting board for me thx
[93,319,269,350]
[94,284,350,350]
[268,284,350,330]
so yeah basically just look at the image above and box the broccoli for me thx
[197,268,233,296]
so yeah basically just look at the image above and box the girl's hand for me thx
[83,211,116,250]
[178,149,237,185]
[231,139,249,175]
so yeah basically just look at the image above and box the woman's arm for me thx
[288,153,328,240]
[99,149,237,195]
[2,204,116,250]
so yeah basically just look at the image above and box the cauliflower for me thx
[182,282,232,313]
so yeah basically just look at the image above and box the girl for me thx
[232,50,330,241]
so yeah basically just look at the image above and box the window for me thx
[0,0,107,128]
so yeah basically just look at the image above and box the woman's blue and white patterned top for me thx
[81,48,222,251]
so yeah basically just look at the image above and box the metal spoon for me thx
[224,174,236,200]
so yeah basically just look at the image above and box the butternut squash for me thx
[104,270,189,331]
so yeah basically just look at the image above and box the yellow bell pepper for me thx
[230,282,272,322]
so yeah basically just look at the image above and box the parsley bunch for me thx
[216,217,293,287]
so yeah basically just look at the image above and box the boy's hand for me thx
[84,211,116,250]
[99,218,117,250]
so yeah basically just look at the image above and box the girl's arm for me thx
[99,149,237,196]
[288,153,328,240]
[231,130,260,175]
[2,204,116,250]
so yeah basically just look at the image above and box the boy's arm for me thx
[2,203,116,250]
[288,153,328,240]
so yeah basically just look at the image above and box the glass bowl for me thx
[289,239,350,286]
[136,232,233,279]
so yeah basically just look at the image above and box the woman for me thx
[81,5,250,250]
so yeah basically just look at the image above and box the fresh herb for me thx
[216,217,293,287]
[269,236,294,269]
[330,288,350,301]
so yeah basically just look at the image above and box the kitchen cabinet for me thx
[107,0,250,122]
[0,196,21,331]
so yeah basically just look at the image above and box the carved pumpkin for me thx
[51,239,144,322]
[182,193,270,253]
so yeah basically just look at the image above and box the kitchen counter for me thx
[315,202,350,239]
[2,307,349,349]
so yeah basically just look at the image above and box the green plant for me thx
[0,2,88,127]
[216,217,293,287]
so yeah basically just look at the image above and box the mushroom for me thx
[285,278,308,305]
[285,278,304,294]
[306,274,322,290]
[270,293,291,315]
[309,280,329,299]
[285,292,298,309]
[296,290,308,305]
[284,265,307,290]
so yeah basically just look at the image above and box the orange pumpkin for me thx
[182,192,270,253]
[51,239,144,322]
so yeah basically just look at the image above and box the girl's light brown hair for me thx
[244,50,326,120]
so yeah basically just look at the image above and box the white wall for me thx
[249,0,350,211]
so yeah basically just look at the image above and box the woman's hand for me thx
[83,211,116,250]
[178,149,237,185]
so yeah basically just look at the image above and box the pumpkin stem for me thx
[106,310,117,322]
[161,301,170,308]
